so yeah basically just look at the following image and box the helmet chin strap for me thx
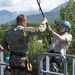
[61,26,69,34]
[65,26,68,32]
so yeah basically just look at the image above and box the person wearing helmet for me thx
[61,21,71,29]
[43,19,72,72]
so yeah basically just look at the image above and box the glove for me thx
[47,25,52,32]
[41,17,48,24]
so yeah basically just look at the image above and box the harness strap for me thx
[10,51,27,56]
[48,49,60,54]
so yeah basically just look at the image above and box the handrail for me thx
[38,52,75,75]
[0,62,9,75]
[0,62,9,66]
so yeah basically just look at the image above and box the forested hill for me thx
[27,3,66,24]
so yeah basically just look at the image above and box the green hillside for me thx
[27,3,66,24]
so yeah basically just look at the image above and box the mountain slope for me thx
[0,10,17,24]
[0,2,66,25]
[26,2,66,24]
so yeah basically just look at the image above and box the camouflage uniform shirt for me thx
[2,24,47,75]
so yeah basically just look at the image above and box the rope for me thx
[36,0,45,18]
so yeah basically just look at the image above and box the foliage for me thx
[28,36,44,75]
[28,28,50,75]
[0,23,12,58]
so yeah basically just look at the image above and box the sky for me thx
[0,0,69,15]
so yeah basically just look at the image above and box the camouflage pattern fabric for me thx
[43,56,63,73]
[2,24,46,75]
[3,25,46,54]
[9,55,28,68]
[11,69,27,75]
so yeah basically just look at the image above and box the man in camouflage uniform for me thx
[0,14,47,75]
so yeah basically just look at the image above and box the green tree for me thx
[0,24,12,58]
[28,36,44,75]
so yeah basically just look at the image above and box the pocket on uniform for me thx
[10,55,27,68]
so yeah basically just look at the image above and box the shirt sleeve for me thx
[23,23,47,36]
[62,34,72,42]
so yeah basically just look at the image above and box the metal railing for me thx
[38,52,75,75]
[0,53,75,75]
[0,62,9,75]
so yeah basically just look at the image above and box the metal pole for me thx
[73,59,75,75]
[0,52,4,75]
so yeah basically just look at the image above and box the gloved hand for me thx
[47,25,52,32]
[41,17,48,24]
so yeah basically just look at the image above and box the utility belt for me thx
[10,52,32,72]
[11,63,32,72]
[10,51,27,57]
[10,66,26,71]
[48,49,61,54]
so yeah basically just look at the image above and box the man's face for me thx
[60,25,67,33]
[22,18,28,27]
